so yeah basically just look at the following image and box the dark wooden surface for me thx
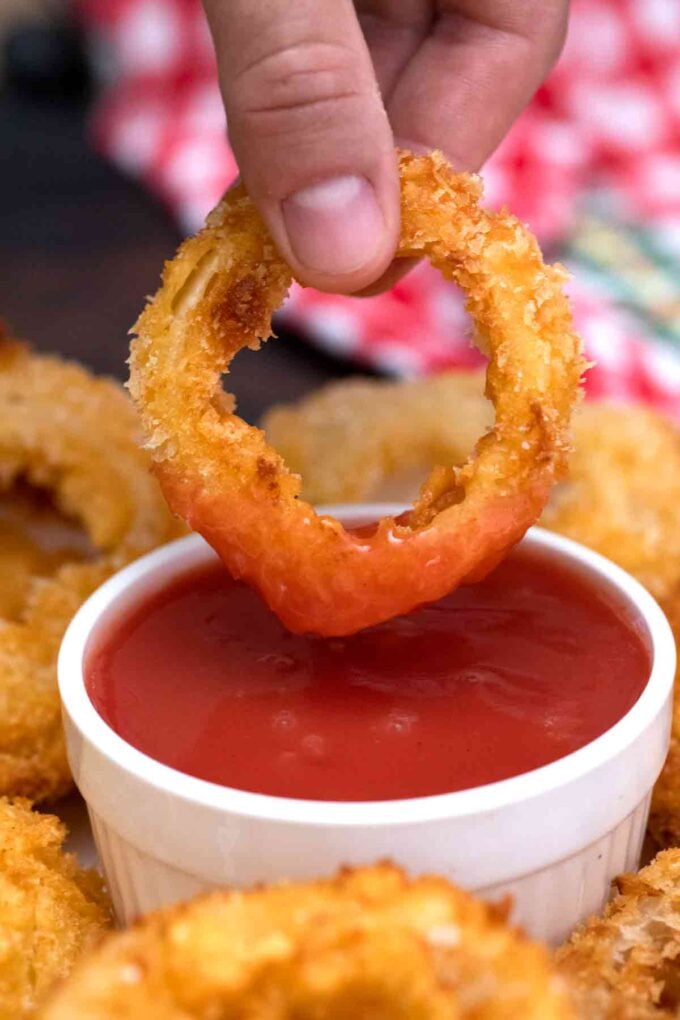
[0,89,367,423]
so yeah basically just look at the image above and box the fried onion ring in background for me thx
[0,796,112,1019]
[557,849,680,1019]
[130,151,584,636]
[264,370,492,506]
[0,340,183,802]
[41,863,573,1019]
[0,482,95,621]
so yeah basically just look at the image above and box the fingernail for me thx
[282,175,384,276]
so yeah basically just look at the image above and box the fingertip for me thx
[282,175,384,278]
[278,165,400,294]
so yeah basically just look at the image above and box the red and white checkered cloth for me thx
[76,0,680,415]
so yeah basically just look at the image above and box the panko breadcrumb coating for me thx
[557,849,680,1018]
[41,863,573,1019]
[542,403,680,605]
[0,339,183,802]
[0,796,111,1019]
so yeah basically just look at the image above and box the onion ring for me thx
[0,796,112,1017]
[0,339,182,801]
[42,864,573,1018]
[130,150,585,636]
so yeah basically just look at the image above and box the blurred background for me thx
[1,0,678,422]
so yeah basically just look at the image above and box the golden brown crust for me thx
[42,863,573,1019]
[0,796,112,1019]
[130,150,584,635]
[0,341,183,801]
[557,850,680,1018]
[543,403,680,604]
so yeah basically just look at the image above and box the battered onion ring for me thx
[0,796,112,1018]
[557,849,680,1018]
[0,340,183,801]
[130,151,585,636]
[42,864,573,1018]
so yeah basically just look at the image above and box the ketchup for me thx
[86,546,650,802]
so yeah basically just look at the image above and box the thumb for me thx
[203,0,399,293]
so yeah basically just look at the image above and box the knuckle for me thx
[231,41,368,135]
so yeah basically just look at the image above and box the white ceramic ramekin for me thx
[59,505,675,944]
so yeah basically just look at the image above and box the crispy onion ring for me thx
[42,864,572,1018]
[0,796,112,1017]
[557,849,680,1018]
[130,151,585,636]
[0,340,182,801]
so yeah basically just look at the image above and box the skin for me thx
[202,0,569,294]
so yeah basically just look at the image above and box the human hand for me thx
[202,1,568,294]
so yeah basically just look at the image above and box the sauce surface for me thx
[86,546,650,801]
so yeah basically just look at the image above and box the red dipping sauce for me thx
[86,546,650,802]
